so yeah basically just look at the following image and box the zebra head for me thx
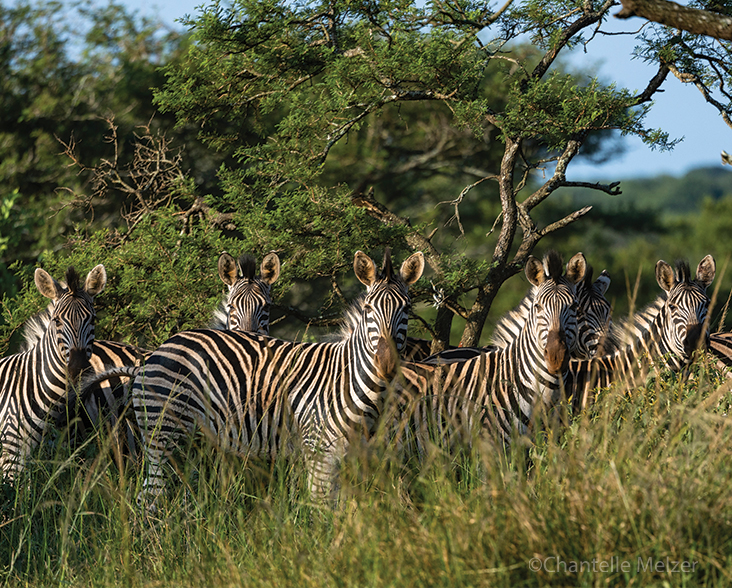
[525,251,586,376]
[34,265,107,382]
[655,255,715,363]
[354,249,425,352]
[574,265,613,359]
[217,252,280,334]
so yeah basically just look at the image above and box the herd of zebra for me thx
[0,247,728,508]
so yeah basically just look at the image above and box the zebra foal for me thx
[386,250,585,455]
[0,265,106,479]
[131,249,424,506]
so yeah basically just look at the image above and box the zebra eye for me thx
[668,303,678,312]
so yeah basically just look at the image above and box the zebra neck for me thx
[32,325,74,410]
[344,323,390,399]
[624,307,685,374]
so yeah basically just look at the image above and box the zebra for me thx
[566,255,715,412]
[385,250,586,454]
[131,249,424,506]
[209,251,280,333]
[490,263,614,359]
[62,252,280,456]
[0,265,106,479]
[416,260,614,367]
[708,331,732,372]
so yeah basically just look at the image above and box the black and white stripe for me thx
[387,251,585,454]
[567,256,715,411]
[66,252,279,455]
[0,265,106,478]
[490,263,614,359]
[209,252,280,333]
[131,250,424,505]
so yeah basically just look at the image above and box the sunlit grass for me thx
[3,353,732,587]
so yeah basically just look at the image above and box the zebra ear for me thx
[525,256,545,286]
[565,252,587,285]
[84,264,107,297]
[218,253,239,287]
[695,254,716,289]
[594,270,611,296]
[34,268,64,300]
[354,251,377,287]
[260,252,281,285]
[399,251,425,285]
[655,260,676,292]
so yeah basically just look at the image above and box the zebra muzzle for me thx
[684,323,706,358]
[67,348,92,382]
[544,330,569,375]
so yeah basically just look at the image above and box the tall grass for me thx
[3,354,732,587]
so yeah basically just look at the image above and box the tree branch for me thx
[616,0,732,41]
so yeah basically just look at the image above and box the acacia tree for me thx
[5,0,683,353]
[150,0,679,350]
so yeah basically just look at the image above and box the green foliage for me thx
[633,0,732,128]
[0,0,224,273]
[0,0,724,349]
[501,74,669,150]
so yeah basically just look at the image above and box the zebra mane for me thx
[675,259,691,283]
[65,267,81,294]
[238,255,257,280]
[380,248,394,280]
[583,263,594,289]
[18,304,53,352]
[543,250,564,280]
[329,295,367,342]
[209,307,228,330]
[490,290,534,347]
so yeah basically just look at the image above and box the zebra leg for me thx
[134,386,195,511]
[0,419,37,483]
[303,433,348,504]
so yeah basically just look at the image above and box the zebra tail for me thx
[79,366,141,398]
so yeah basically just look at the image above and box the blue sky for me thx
[123,0,731,181]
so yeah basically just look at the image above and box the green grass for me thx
[3,355,732,587]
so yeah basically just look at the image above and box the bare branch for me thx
[666,63,732,130]
[561,180,622,195]
[632,63,670,104]
[539,205,594,237]
[520,137,584,212]
[438,176,497,237]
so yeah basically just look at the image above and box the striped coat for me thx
[0,266,106,478]
[131,250,424,505]
[408,262,613,365]
[209,251,280,333]
[385,251,585,454]
[64,252,279,454]
[567,256,715,411]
